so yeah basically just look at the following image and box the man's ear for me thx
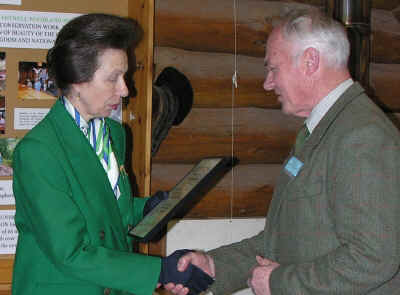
[303,47,319,75]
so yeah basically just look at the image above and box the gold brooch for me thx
[119,165,127,175]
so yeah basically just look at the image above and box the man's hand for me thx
[164,251,216,295]
[160,250,214,295]
[247,256,279,295]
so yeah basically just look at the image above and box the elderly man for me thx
[164,8,400,295]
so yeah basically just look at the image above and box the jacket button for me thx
[104,288,111,295]
[99,230,105,240]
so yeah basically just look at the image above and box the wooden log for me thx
[152,108,302,164]
[155,1,400,64]
[371,9,400,64]
[370,63,400,111]
[265,0,400,10]
[151,107,400,165]
[154,47,279,109]
[259,0,323,7]
[234,0,399,10]
[155,47,400,111]
[155,0,312,57]
[372,0,400,10]
[151,163,281,218]
[394,6,400,22]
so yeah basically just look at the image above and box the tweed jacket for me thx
[208,83,400,294]
[12,99,161,295]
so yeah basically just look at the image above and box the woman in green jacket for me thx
[11,13,212,295]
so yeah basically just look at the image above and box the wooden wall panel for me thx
[152,108,302,164]
[152,0,400,223]
[155,47,400,111]
[371,9,400,64]
[155,1,400,64]
[154,47,278,109]
[152,164,281,218]
[155,0,311,57]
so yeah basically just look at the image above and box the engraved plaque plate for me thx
[129,157,236,241]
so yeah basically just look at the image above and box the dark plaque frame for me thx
[129,157,237,242]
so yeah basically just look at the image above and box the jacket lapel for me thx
[47,100,127,245]
[302,82,365,158]
[105,118,135,227]
[264,83,366,239]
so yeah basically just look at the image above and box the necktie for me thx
[88,118,121,199]
[295,124,310,153]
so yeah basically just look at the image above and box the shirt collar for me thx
[305,78,353,133]
[61,96,90,135]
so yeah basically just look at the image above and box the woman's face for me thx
[72,48,129,121]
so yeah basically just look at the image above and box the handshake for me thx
[159,249,214,295]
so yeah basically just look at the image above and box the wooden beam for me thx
[371,0,400,10]
[371,9,400,64]
[128,0,154,256]
[370,63,400,112]
[155,47,400,111]
[0,256,13,285]
[127,0,154,197]
[152,108,303,164]
[155,1,400,64]
[267,0,400,10]
[394,6,400,22]
[155,47,278,109]
[155,0,311,57]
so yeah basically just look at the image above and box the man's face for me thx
[263,28,312,117]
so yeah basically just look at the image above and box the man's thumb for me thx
[177,254,191,272]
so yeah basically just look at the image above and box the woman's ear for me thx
[69,84,81,101]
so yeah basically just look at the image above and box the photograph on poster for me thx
[18,61,57,99]
[0,52,5,95]
[0,138,20,176]
[0,96,5,134]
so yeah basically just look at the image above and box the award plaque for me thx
[129,157,237,242]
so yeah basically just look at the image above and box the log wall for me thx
[151,0,400,219]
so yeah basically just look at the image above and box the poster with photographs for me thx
[18,61,57,100]
[0,138,20,177]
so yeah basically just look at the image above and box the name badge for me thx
[284,156,303,177]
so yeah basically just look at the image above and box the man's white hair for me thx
[280,9,350,69]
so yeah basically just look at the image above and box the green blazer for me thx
[208,83,400,294]
[12,99,161,295]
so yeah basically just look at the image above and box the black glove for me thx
[159,249,214,295]
[143,191,169,216]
